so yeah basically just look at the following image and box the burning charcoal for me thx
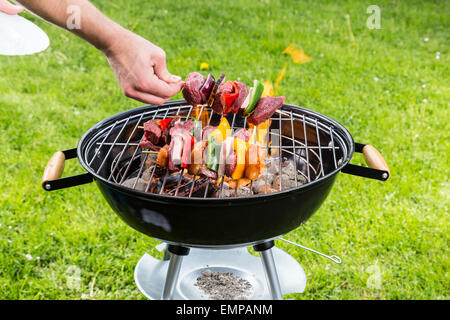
[162,174,188,193]
[141,164,165,181]
[235,186,251,197]
[296,174,308,185]
[140,153,157,171]
[215,182,231,197]
[273,174,297,190]
[191,177,217,197]
[282,161,296,179]
[121,177,147,192]
[141,169,152,182]
[148,179,162,193]
[252,178,267,194]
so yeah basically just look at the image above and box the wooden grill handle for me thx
[362,145,390,179]
[42,151,65,187]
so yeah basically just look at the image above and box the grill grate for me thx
[84,103,345,198]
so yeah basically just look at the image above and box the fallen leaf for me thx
[282,43,312,64]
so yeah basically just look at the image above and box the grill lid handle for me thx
[42,148,93,191]
[42,151,66,185]
[362,145,390,179]
[341,143,390,181]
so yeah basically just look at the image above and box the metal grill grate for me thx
[83,103,345,198]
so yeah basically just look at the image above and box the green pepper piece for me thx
[244,80,264,115]
[206,135,215,170]
[211,141,222,172]
[206,135,222,172]
[191,116,202,137]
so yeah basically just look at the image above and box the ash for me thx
[194,269,252,300]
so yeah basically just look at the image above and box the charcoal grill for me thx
[42,100,389,299]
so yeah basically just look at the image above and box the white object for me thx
[134,245,306,300]
[0,11,49,55]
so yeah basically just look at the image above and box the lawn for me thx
[0,0,448,299]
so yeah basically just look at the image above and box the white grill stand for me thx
[135,241,307,300]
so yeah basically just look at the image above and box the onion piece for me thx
[239,88,252,114]
[199,74,215,104]
[207,73,225,107]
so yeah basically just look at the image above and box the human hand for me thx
[0,0,24,14]
[103,29,183,105]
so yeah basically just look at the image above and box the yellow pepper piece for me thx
[232,138,248,180]
[248,120,270,146]
[209,117,231,143]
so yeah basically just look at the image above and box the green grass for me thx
[0,0,448,299]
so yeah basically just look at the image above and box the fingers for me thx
[152,48,183,84]
[0,1,24,15]
[136,72,183,100]
[124,87,169,105]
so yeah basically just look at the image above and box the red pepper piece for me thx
[157,118,174,132]
[181,134,195,169]
[222,81,239,114]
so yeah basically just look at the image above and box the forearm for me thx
[15,0,127,51]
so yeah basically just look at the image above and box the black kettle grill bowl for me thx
[44,100,388,247]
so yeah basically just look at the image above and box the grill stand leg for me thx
[254,241,283,300]
[161,245,190,300]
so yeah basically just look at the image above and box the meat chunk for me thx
[182,72,206,106]
[225,151,237,177]
[211,81,234,115]
[202,125,216,140]
[139,139,161,151]
[140,119,163,150]
[168,135,183,171]
[143,119,162,144]
[199,167,218,180]
[233,128,250,142]
[182,119,195,132]
[218,137,234,177]
[247,96,286,126]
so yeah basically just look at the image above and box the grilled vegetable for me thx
[209,117,231,143]
[206,135,222,172]
[199,74,216,103]
[223,81,239,114]
[189,140,208,175]
[207,73,225,107]
[231,137,248,180]
[157,118,174,132]
[190,116,203,141]
[157,144,169,167]
[245,129,260,180]
[242,80,264,116]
